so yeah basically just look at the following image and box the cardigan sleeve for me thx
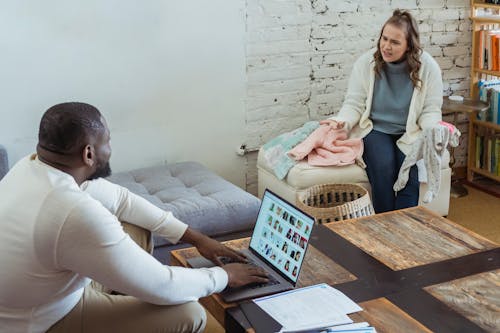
[417,52,443,130]
[329,51,373,131]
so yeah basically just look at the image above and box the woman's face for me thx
[379,23,408,63]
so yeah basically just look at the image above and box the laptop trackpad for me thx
[186,256,218,268]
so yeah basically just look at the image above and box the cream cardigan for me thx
[330,49,443,155]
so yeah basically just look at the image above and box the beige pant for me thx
[47,223,206,333]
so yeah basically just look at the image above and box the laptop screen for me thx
[249,190,315,283]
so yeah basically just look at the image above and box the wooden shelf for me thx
[472,68,500,76]
[468,0,500,186]
[472,16,500,23]
[471,2,500,24]
[471,118,500,130]
[468,167,500,182]
[472,1,500,9]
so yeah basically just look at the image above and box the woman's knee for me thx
[363,134,397,171]
[368,157,394,173]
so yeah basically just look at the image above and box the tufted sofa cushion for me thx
[107,161,260,247]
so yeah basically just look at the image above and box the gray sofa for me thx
[0,146,260,263]
[0,145,8,180]
[107,162,260,262]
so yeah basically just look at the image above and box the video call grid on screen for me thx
[249,191,314,282]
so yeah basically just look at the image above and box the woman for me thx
[321,9,443,213]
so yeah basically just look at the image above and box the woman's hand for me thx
[320,119,345,129]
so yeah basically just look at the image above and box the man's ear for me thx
[82,144,95,167]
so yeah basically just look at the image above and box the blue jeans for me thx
[362,130,419,213]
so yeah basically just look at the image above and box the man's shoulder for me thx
[40,184,100,229]
[46,186,120,239]
[46,184,91,207]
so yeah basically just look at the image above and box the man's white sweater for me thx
[0,155,227,333]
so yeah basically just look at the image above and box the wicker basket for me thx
[296,183,374,224]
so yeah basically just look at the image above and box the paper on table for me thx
[253,283,362,332]
[325,328,376,333]
[321,322,370,331]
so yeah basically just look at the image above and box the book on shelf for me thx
[474,129,500,176]
[488,84,498,123]
[487,136,493,172]
[476,28,500,71]
[476,134,482,169]
[496,136,500,175]
[488,135,500,175]
[493,135,500,175]
[492,30,498,71]
[478,79,500,124]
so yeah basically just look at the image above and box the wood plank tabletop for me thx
[325,208,497,270]
[354,298,433,333]
[171,206,500,332]
[425,269,500,332]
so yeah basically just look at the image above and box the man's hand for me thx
[319,119,345,129]
[222,263,269,288]
[196,237,247,266]
[181,228,246,266]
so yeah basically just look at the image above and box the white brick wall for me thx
[244,0,471,193]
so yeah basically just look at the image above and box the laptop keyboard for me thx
[219,257,280,288]
[248,277,279,289]
[219,256,239,265]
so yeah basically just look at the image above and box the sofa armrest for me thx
[0,145,8,180]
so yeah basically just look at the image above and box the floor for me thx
[447,184,500,243]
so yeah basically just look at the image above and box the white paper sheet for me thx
[325,327,376,333]
[253,283,363,332]
[321,322,370,332]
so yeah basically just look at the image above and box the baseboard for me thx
[463,177,500,198]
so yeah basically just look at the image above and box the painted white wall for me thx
[0,0,247,187]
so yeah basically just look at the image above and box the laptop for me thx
[187,189,315,303]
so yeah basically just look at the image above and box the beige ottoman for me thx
[257,148,451,216]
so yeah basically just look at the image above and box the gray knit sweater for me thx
[370,60,414,135]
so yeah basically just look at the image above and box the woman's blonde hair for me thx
[373,9,422,88]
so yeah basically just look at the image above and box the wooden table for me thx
[171,206,500,332]
[442,96,489,116]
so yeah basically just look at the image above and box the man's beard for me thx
[88,161,112,180]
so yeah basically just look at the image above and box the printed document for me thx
[253,283,362,332]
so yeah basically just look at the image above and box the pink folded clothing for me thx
[438,120,457,134]
[287,125,363,167]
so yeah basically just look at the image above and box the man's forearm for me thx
[180,227,206,246]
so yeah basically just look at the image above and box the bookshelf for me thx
[468,0,500,183]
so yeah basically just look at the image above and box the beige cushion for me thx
[257,148,451,216]
[257,148,449,190]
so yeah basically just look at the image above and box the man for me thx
[0,102,268,333]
